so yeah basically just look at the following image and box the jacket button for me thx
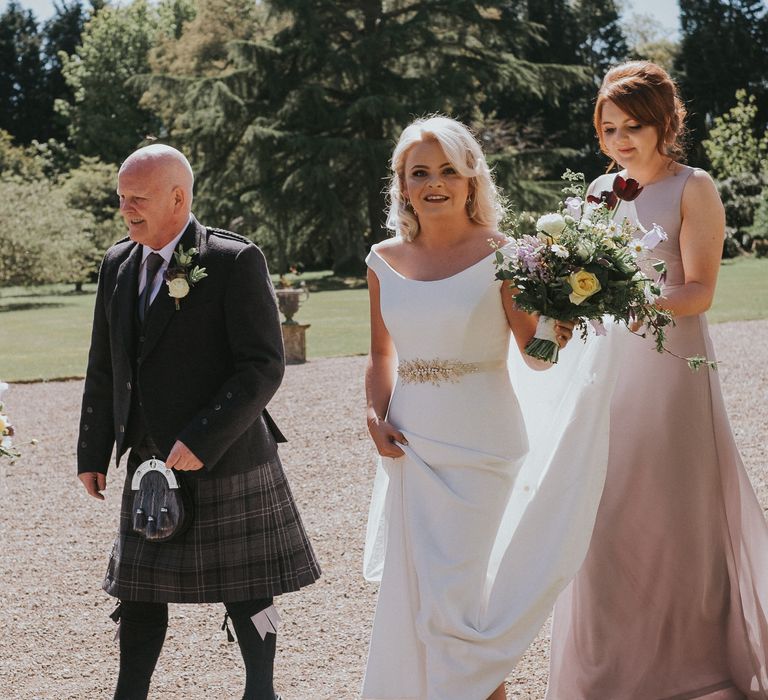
[81,441,87,448]
[226,392,233,399]
[83,424,89,431]
[86,407,93,414]
[201,418,208,425]
[139,336,146,343]
[126,381,132,391]
[214,404,221,411]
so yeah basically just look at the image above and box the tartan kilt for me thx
[103,454,321,603]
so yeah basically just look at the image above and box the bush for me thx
[754,239,768,259]
[717,172,766,239]
[748,187,768,239]
[722,227,743,259]
[0,179,98,287]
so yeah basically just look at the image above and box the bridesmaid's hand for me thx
[555,320,575,349]
[367,416,407,458]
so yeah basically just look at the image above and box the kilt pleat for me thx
[103,455,321,603]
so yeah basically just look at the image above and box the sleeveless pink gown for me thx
[547,166,768,700]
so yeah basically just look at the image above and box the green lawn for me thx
[1,256,766,382]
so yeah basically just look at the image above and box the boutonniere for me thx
[164,245,208,310]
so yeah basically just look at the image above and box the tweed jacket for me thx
[76,216,286,478]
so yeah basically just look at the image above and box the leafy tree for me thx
[676,0,768,162]
[148,0,587,272]
[703,89,767,180]
[623,12,679,73]
[58,0,191,163]
[61,157,125,252]
[0,129,45,180]
[0,2,47,143]
[0,178,98,287]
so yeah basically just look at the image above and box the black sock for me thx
[224,598,276,700]
[113,601,168,700]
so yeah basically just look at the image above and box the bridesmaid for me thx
[547,61,768,699]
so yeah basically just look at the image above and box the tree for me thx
[623,13,679,73]
[572,0,628,76]
[148,0,587,272]
[0,178,98,287]
[58,0,191,163]
[61,156,125,253]
[486,0,627,203]
[41,0,88,141]
[0,2,48,143]
[0,129,45,180]
[703,89,767,180]
[676,0,768,163]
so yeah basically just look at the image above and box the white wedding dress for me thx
[362,246,623,700]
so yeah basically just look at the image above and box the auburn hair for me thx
[594,61,687,165]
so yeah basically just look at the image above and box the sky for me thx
[1,0,682,35]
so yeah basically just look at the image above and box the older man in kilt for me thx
[76,144,320,700]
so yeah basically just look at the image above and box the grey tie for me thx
[138,252,164,324]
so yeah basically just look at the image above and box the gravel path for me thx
[1,319,766,700]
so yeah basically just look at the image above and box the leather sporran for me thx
[131,457,193,542]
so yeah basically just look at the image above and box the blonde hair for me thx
[385,116,505,241]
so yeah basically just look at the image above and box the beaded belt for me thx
[397,358,506,386]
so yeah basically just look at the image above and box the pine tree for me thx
[0,2,47,143]
[149,0,586,272]
[676,0,768,163]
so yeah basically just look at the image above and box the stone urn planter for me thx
[275,287,309,325]
[275,287,311,363]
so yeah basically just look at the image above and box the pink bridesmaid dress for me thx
[547,165,768,700]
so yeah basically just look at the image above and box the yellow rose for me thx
[568,269,602,305]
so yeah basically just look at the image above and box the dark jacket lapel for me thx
[114,242,142,360]
[140,217,205,359]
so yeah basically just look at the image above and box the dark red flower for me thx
[587,190,618,208]
[612,174,644,202]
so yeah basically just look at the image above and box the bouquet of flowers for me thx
[495,170,714,370]
[0,382,20,460]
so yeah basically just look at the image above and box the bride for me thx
[361,115,618,700]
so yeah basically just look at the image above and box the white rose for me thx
[536,213,567,240]
[167,277,190,299]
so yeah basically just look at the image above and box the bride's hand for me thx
[555,320,575,349]
[367,415,407,458]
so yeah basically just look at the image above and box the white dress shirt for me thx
[138,215,193,306]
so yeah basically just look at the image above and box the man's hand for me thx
[166,440,204,471]
[79,471,107,500]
